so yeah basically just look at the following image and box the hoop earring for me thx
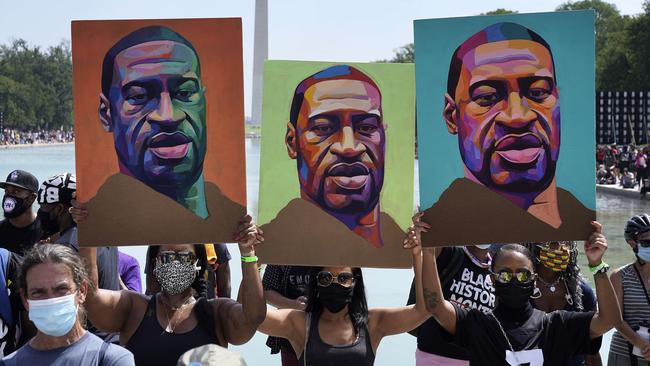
[530,286,542,299]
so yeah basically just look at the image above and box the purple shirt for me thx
[118,251,142,293]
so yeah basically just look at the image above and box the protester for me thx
[262,264,314,365]
[176,344,247,366]
[597,165,608,184]
[407,244,494,366]
[0,244,134,365]
[609,214,650,365]
[527,241,602,366]
[419,217,620,366]
[117,251,142,293]
[39,179,120,292]
[258,213,430,365]
[0,170,41,255]
[70,200,265,366]
[0,128,74,146]
[621,168,636,189]
[0,247,33,358]
[145,243,231,299]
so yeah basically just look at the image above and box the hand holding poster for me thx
[72,19,246,246]
[256,61,415,268]
[415,11,596,247]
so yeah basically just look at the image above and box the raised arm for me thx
[369,218,430,340]
[79,246,137,333]
[415,213,458,335]
[586,221,623,339]
[217,215,266,345]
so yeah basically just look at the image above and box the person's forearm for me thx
[78,247,99,290]
[265,290,301,310]
[413,250,426,314]
[617,319,646,348]
[593,271,622,331]
[239,259,266,326]
[422,249,444,315]
[217,264,232,298]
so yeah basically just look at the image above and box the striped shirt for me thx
[610,263,650,356]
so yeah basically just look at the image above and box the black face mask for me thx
[37,207,60,238]
[494,280,534,309]
[2,195,31,219]
[318,283,354,313]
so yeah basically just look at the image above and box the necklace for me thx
[158,294,194,334]
[489,311,522,366]
[537,276,561,293]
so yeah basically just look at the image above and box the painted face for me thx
[107,40,206,190]
[452,40,560,193]
[293,79,385,215]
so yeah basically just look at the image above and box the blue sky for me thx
[0,0,644,116]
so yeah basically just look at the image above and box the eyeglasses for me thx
[492,269,535,284]
[639,239,650,248]
[316,271,355,288]
[156,251,196,265]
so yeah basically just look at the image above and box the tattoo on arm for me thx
[423,288,440,309]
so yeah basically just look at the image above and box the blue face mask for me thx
[638,246,650,262]
[28,293,78,337]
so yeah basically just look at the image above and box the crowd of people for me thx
[0,128,74,146]
[596,144,650,193]
[1,167,650,366]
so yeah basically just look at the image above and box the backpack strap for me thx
[98,341,110,366]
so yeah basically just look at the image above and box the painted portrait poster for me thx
[72,19,246,246]
[256,61,415,268]
[415,11,596,247]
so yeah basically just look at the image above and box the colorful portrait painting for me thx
[256,61,415,268]
[72,19,246,246]
[415,11,596,247]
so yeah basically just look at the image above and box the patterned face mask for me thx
[537,243,570,272]
[153,260,199,295]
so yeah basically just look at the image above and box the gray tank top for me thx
[611,264,650,356]
[298,311,375,366]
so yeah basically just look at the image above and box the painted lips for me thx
[495,134,543,164]
[148,133,191,160]
[327,163,370,190]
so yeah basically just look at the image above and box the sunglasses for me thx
[492,269,535,284]
[639,239,650,248]
[156,251,197,265]
[316,271,355,288]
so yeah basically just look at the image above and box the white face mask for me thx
[28,293,79,337]
[475,244,492,250]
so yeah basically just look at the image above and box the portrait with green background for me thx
[258,60,415,231]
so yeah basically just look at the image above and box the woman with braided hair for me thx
[526,241,602,366]
[609,213,650,366]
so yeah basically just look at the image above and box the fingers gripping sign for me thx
[584,221,607,267]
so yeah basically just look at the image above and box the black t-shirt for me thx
[416,247,495,359]
[0,218,42,255]
[454,304,595,366]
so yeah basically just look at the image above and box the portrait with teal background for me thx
[415,11,596,246]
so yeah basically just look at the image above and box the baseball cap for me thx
[0,170,39,193]
[177,344,247,366]
[38,173,77,205]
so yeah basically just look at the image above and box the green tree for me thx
[480,9,518,16]
[0,39,72,129]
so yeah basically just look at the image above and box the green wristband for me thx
[589,260,609,274]
[241,255,258,263]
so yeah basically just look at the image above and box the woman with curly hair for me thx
[526,241,602,366]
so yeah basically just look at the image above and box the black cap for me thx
[0,170,39,193]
